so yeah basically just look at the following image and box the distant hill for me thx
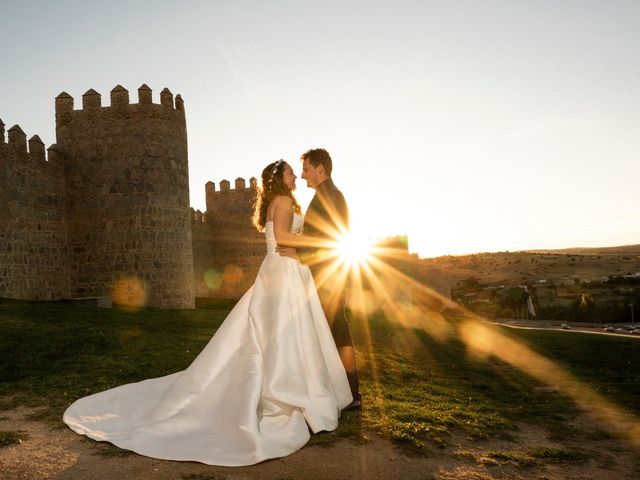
[421,245,640,290]
[520,244,640,255]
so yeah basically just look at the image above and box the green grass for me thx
[496,326,640,406]
[0,430,28,447]
[481,446,592,470]
[528,446,590,462]
[0,298,233,421]
[1,297,639,455]
[485,449,536,467]
[348,308,640,453]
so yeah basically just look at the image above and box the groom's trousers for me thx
[315,281,360,399]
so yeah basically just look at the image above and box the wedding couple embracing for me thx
[63,148,362,466]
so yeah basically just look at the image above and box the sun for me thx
[336,232,373,266]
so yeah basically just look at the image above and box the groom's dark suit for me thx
[299,178,349,280]
[298,178,359,398]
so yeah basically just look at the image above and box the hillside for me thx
[423,250,640,287]
[417,246,640,321]
[522,244,640,255]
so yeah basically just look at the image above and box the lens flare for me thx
[204,269,222,291]
[223,265,244,284]
[112,276,147,310]
[336,232,373,266]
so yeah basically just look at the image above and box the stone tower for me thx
[53,84,194,308]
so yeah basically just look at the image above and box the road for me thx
[491,321,640,338]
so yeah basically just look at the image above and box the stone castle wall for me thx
[0,123,70,300]
[0,84,195,309]
[192,178,265,299]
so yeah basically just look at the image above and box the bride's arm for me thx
[273,196,326,253]
[272,196,305,248]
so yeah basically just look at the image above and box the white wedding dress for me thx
[63,213,352,466]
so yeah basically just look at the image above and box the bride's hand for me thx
[276,246,298,260]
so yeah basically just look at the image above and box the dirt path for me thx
[1,406,639,480]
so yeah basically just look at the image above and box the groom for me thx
[278,148,360,410]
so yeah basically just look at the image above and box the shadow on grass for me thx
[348,307,640,454]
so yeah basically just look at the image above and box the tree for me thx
[461,277,479,289]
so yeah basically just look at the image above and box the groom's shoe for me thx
[343,394,361,411]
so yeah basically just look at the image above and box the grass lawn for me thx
[1,297,639,455]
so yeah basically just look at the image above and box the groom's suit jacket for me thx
[298,178,349,272]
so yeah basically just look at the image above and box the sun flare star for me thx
[336,233,373,266]
[305,208,640,450]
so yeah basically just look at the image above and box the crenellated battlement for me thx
[28,134,45,161]
[205,177,258,193]
[0,119,61,164]
[7,124,26,150]
[204,177,258,221]
[190,208,207,223]
[54,84,186,130]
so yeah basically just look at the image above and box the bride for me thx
[63,160,353,466]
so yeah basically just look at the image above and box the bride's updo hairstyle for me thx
[252,160,302,232]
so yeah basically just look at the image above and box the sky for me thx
[1,0,639,258]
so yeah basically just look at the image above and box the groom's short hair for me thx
[301,148,332,177]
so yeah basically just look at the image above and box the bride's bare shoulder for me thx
[266,195,293,221]
[270,195,293,210]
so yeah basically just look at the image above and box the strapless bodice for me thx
[265,213,304,254]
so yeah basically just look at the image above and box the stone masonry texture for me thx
[0,85,195,308]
